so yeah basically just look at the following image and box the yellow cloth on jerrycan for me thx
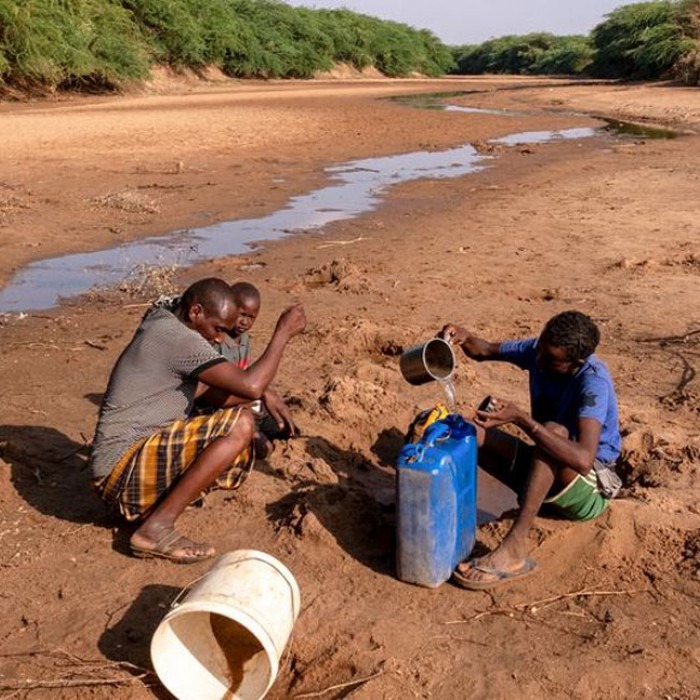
[406,403,450,444]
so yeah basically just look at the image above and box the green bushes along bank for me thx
[0,0,453,90]
[451,0,700,83]
[2,0,700,92]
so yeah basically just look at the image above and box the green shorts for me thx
[544,471,610,521]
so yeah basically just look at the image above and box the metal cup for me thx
[399,338,455,385]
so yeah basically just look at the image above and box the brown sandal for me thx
[451,557,537,591]
[131,529,215,564]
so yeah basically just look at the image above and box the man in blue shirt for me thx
[440,311,622,590]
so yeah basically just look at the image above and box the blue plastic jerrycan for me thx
[396,414,478,588]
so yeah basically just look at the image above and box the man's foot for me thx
[130,528,215,564]
[452,556,537,590]
[452,539,536,590]
[253,431,274,460]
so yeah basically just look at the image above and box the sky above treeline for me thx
[284,0,639,45]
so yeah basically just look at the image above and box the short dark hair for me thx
[180,278,235,316]
[230,281,260,305]
[540,311,600,362]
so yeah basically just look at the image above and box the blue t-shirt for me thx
[499,337,621,463]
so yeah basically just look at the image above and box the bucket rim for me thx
[400,337,455,383]
[151,599,279,699]
[421,338,454,380]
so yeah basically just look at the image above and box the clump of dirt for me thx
[661,387,700,414]
[277,484,392,562]
[268,438,341,485]
[319,376,399,425]
[472,140,506,155]
[662,251,700,270]
[301,258,370,293]
[118,262,180,298]
[608,257,659,271]
[680,529,700,577]
[312,317,409,360]
[619,428,689,487]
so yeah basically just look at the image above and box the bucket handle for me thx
[168,555,301,618]
[169,573,208,609]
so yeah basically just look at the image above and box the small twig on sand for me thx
[59,442,91,462]
[0,674,150,691]
[59,524,91,538]
[445,608,516,624]
[638,328,700,398]
[0,552,20,569]
[515,587,643,614]
[444,587,643,624]
[0,648,150,674]
[316,235,370,249]
[104,602,131,629]
[294,670,383,698]
[660,351,696,398]
[0,650,153,695]
[639,328,700,345]
[6,342,61,350]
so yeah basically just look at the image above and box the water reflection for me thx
[0,122,609,313]
[391,91,512,116]
[491,127,598,145]
[0,146,487,312]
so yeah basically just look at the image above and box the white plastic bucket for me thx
[151,549,301,700]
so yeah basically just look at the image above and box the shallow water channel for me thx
[0,95,671,314]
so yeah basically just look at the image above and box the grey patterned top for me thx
[89,306,226,479]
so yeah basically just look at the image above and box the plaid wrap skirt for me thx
[94,407,254,521]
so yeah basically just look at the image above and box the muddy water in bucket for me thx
[151,550,300,700]
[210,615,264,698]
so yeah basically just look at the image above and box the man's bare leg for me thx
[130,410,255,559]
[457,422,577,583]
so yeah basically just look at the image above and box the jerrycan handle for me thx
[400,419,451,464]
[421,419,452,446]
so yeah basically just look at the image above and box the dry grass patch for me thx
[119,262,179,298]
[0,183,30,226]
[91,189,160,214]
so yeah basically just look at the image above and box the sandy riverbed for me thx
[1,75,700,699]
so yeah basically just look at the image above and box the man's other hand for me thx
[277,304,307,338]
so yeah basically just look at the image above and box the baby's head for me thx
[229,282,261,337]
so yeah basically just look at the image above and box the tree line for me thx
[1,0,699,92]
[450,1,700,84]
[0,0,452,90]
